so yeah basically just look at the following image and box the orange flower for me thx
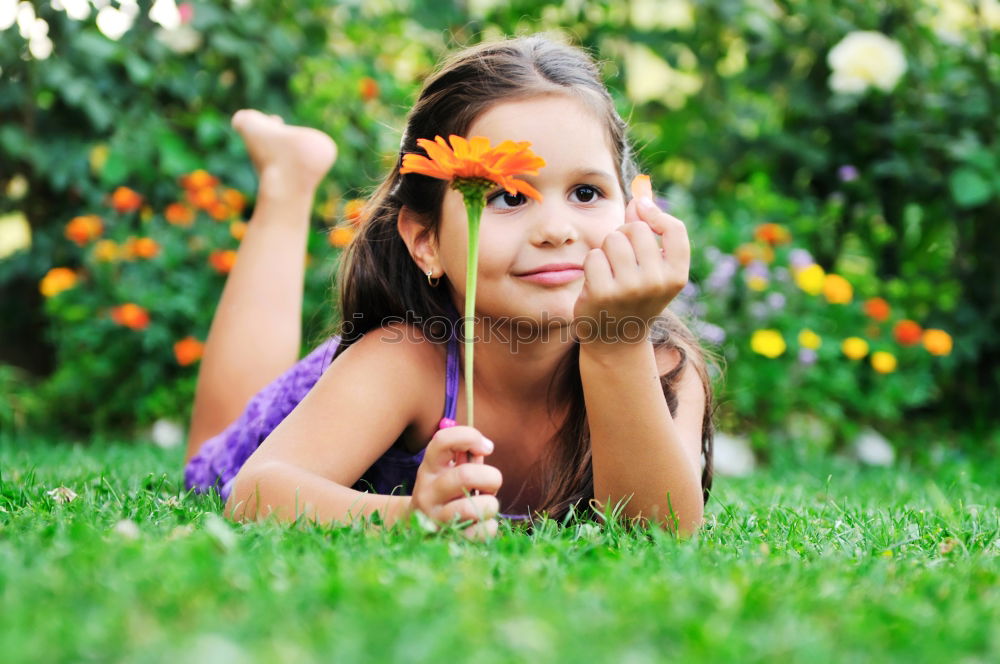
[165,203,195,227]
[823,274,853,304]
[187,186,218,210]
[208,202,233,221]
[893,320,923,346]
[922,329,953,356]
[329,226,355,248]
[400,135,546,201]
[344,198,367,226]
[359,76,379,102]
[734,243,774,266]
[180,170,219,190]
[110,303,150,330]
[230,221,248,241]
[40,267,78,297]
[125,237,160,259]
[864,297,891,322]
[173,336,204,366]
[110,187,143,213]
[221,189,246,215]
[753,223,791,246]
[209,249,237,274]
[65,215,104,246]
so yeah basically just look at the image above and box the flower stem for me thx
[463,196,484,428]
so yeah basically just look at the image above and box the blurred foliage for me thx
[1,0,998,445]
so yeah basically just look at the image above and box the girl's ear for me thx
[397,206,440,275]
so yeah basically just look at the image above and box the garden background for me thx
[3,0,999,460]
[2,2,999,663]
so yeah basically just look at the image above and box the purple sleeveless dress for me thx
[184,331,528,520]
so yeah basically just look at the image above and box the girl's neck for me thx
[465,319,576,408]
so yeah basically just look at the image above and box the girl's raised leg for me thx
[185,109,337,461]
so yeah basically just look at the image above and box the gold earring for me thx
[426,270,440,287]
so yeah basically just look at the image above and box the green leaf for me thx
[949,167,993,208]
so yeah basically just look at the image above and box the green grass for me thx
[1,439,997,664]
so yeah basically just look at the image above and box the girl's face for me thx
[434,94,625,328]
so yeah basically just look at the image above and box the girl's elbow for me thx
[223,458,279,521]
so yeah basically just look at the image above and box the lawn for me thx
[1,438,997,663]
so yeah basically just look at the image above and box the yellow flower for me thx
[823,273,854,304]
[871,351,897,373]
[842,337,870,360]
[747,275,769,291]
[750,329,787,358]
[40,267,78,297]
[328,226,355,248]
[798,329,822,350]
[922,329,953,356]
[794,264,825,295]
[92,239,120,262]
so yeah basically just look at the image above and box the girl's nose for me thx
[529,208,578,247]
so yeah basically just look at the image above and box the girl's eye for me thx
[573,185,601,203]
[486,191,527,210]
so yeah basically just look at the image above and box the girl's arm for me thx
[224,324,434,527]
[579,341,705,534]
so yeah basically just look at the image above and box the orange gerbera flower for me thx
[359,76,379,102]
[400,135,545,201]
[110,303,150,330]
[399,134,546,429]
[173,336,204,366]
[344,198,367,226]
[125,237,160,259]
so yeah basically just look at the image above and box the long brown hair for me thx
[333,34,714,521]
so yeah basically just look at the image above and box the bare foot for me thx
[231,109,337,195]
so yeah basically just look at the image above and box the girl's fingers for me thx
[426,426,493,471]
[618,221,663,269]
[582,247,614,294]
[434,463,503,503]
[463,518,499,541]
[601,230,640,282]
[435,494,501,525]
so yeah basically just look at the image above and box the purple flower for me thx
[706,255,738,291]
[680,281,700,299]
[745,260,769,280]
[789,249,814,270]
[695,321,726,345]
[766,292,787,310]
[838,165,859,182]
[773,266,790,282]
[655,196,671,212]
[798,348,818,365]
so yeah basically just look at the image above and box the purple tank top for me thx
[184,331,528,520]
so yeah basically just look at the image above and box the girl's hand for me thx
[573,193,690,349]
[409,426,503,540]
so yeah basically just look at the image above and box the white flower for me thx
[47,486,78,503]
[630,0,694,31]
[151,418,184,448]
[0,211,31,259]
[96,5,133,41]
[0,0,17,31]
[112,519,141,539]
[149,0,181,30]
[56,0,92,21]
[852,428,895,466]
[625,43,702,108]
[155,25,202,54]
[827,31,907,94]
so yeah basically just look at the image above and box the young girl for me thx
[184,35,715,539]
